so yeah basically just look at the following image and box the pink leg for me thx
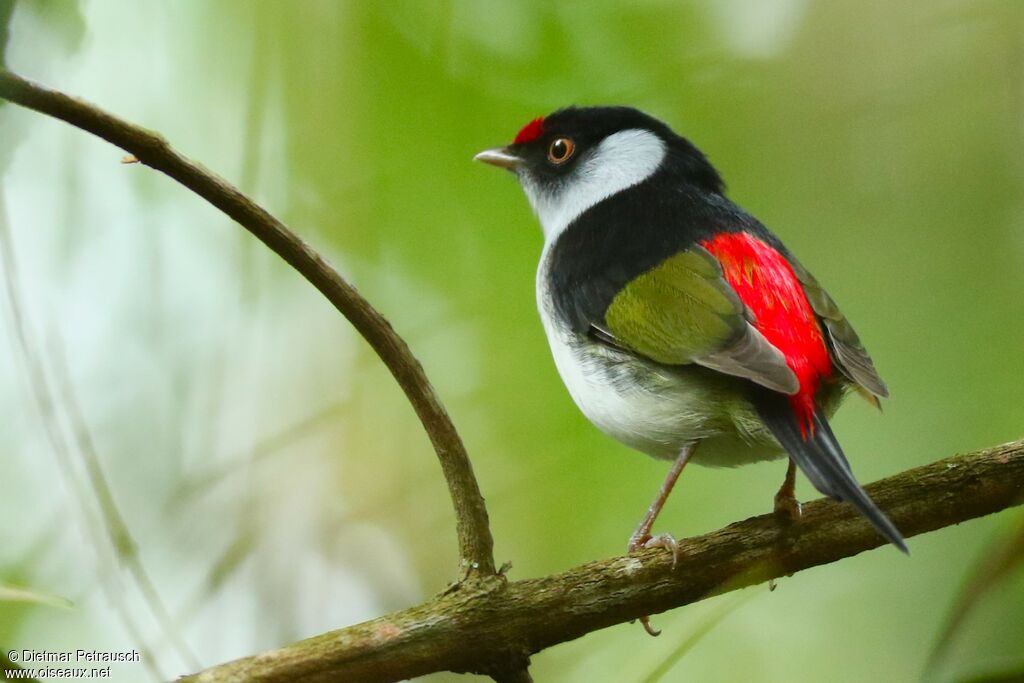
[627,442,696,637]
[627,442,695,557]
[773,458,802,523]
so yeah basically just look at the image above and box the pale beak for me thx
[474,147,523,170]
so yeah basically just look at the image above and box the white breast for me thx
[535,249,720,461]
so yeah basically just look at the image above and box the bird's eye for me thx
[547,138,575,164]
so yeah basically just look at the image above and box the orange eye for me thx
[547,138,575,164]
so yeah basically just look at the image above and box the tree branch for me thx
[0,67,496,577]
[6,66,1023,683]
[181,440,1024,683]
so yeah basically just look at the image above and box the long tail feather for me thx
[755,396,908,553]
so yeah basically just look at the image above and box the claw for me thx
[639,615,661,637]
[774,459,802,524]
[644,533,681,569]
[626,531,649,555]
[627,532,681,568]
[627,533,680,637]
[773,493,802,524]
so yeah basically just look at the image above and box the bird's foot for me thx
[637,615,662,637]
[626,532,681,637]
[773,491,802,525]
[627,531,681,569]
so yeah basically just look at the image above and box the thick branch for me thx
[0,68,496,576]
[183,440,1024,683]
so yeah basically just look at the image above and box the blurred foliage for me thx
[0,582,72,610]
[929,516,1024,673]
[2,1,1024,682]
[0,1,13,67]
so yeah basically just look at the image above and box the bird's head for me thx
[475,106,723,240]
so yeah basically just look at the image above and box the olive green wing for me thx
[602,247,799,394]
[787,256,889,401]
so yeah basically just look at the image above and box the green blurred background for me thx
[2,1,1023,681]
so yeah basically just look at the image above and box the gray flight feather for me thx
[697,323,800,395]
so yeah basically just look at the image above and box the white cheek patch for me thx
[520,128,667,242]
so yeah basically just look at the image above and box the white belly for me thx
[536,260,782,466]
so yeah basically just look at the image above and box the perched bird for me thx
[475,107,907,605]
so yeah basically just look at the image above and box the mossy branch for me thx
[181,441,1024,683]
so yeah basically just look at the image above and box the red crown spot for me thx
[513,117,545,145]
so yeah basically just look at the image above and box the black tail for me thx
[755,396,908,553]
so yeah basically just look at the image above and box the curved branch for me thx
[0,68,496,576]
[183,440,1024,683]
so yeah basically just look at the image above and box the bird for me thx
[474,107,906,630]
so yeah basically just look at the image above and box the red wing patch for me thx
[701,233,832,437]
[513,117,545,145]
